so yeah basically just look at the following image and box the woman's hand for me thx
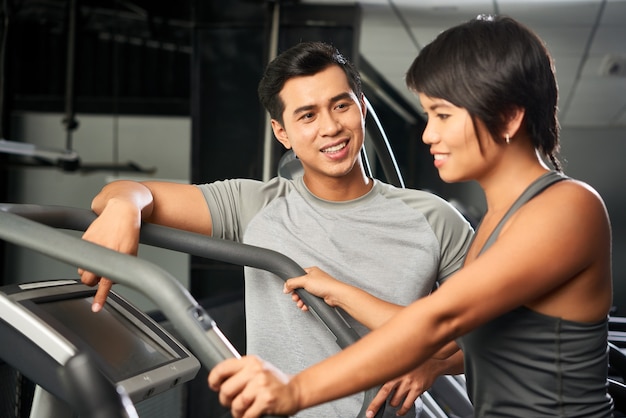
[367,362,438,417]
[208,356,300,418]
[367,347,465,417]
[283,266,348,311]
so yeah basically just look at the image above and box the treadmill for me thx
[0,203,474,418]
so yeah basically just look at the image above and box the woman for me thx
[208,15,614,418]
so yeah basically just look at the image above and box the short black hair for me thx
[406,15,561,170]
[258,41,362,125]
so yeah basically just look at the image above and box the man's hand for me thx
[79,200,142,312]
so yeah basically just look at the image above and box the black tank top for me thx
[457,171,613,417]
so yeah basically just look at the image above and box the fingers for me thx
[290,292,309,312]
[208,356,297,418]
[208,357,263,401]
[284,266,318,292]
[230,363,292,418]
[386,374,428,416]
[284,276,309,312]
[284,276,306,293]
[92,279,114,312]
[229,375,272,418]
[78,267,114,313]
[79,268,100,287]
[208,357,279,418]
[367,381,397,417]
[390,386,420,416]
[397,393,418,416]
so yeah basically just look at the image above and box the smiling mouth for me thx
[321,141,348,153]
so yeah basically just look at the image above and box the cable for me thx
[0,0,10,138]
[387,0,421,52]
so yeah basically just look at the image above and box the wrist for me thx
[288,374,306,415]
[102,198,143,225]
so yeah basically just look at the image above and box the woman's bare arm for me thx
[208,180,612,418]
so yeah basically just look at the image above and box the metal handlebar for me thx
[0,203,382,418]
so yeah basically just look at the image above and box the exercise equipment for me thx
[1,202,480,417]
[0,278,200,417]
[0,204,385,417]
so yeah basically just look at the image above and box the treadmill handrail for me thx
[0,204,394,417]
[0,203,361,350]
[0,208,289,418]
[0,209,237,370]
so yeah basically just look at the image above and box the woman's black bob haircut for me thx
[406,15,561,170]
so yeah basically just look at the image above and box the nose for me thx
[319,111,341,136]
[421,121,438,145]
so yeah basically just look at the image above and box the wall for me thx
[5,114,625,315]
[560,126,626,314]
[4,112,191,312]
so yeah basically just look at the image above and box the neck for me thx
[303,164,373,201]
[479,150,551,215]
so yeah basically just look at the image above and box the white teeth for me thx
[322,142,347,153]
[434,154,447,160]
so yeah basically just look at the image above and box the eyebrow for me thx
[428,102,451,112]
[291,92,354,117]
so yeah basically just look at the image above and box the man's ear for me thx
[360,93,368,120]
[271,119,291,149]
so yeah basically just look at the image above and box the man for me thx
[80,41,473,417]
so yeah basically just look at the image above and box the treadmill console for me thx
[0,279,200,404]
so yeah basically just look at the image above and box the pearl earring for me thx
[505,133,511,144]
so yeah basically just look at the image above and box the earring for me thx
[505,133,510,144]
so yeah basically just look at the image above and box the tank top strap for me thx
[478,171,568,256]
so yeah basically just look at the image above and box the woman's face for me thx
[418,93,495,183]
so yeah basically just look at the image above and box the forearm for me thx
[331,284,403,329]
[91,180,154,220]
[290,296,455,411]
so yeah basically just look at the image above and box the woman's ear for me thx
[271,119,291,149]
[504,106,526,138]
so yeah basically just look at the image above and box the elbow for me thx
[425,307,470,355]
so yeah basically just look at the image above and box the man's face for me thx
[271,65,366,182]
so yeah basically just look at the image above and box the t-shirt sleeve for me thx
[195,177,293,242]
[429,197,474,282]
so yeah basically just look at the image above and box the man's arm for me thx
[80,180,211,311]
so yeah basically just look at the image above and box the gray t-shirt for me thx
[199,176,473,418]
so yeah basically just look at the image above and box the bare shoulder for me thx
[532,177,608,218]
[515,176,611,249]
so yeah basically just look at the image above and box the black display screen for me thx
[36,296,176,381]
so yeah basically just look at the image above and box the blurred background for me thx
[1,0,625,314]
